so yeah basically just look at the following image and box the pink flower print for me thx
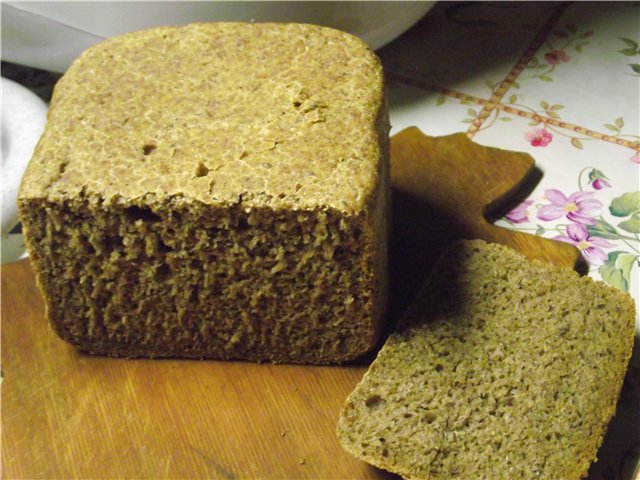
[631,152,640,164]
[544,50,571,65]
[587,169,611,190]
[537,189,602,225]
[554,223,614,266]
[525,128,553,147]
[591,178,611,190]
[505,200,534,224]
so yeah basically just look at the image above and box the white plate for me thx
[1,77,47,263]
[2,1,435,72]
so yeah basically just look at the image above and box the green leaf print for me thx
[610,192,640,217]
[619,48,639,56]
[618,212,640,234]
[599,251,637,292]
[617,38,640,74]
[619,37,639,50]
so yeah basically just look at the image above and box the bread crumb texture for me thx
[18,23,390,363]
[337,240,635,479]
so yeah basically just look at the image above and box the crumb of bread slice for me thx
[337,239,635,479]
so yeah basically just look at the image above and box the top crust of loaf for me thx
[19,23,386,213]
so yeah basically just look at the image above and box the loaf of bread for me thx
[18,23,390,363]
[337,239,635,479]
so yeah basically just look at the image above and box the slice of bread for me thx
[337,239,635,479]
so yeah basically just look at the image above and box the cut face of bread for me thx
[18,23,389,363]
[337,239,635,479]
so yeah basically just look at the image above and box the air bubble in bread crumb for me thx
[142,143,156,155]
[195,161,209,178]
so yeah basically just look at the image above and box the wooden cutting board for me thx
[1,129,580,479]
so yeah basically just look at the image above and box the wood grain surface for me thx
[1,129,580,479]
[388,128,581,317]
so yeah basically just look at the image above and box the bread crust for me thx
[18,23,390,364]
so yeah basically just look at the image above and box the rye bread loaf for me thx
[337,239,635,479]
[18,22,390,363]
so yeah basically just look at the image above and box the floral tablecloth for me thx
[3,2,638,478]
[379,2,639,478]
